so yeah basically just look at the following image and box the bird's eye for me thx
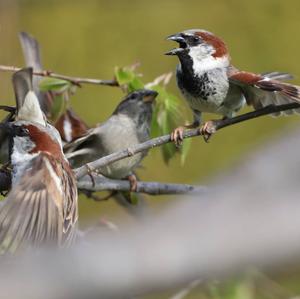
[130,93,138,99]
[20,127,29,136]
[192,36,200,42]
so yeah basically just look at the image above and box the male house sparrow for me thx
[0,68,78,253]
[166,29,300,143]
[64,89,157,190]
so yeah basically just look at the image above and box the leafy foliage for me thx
[39,77,71,92]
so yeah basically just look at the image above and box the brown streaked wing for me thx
[228,69,300,114]
[0,154,77,253]
[60,159,78,244]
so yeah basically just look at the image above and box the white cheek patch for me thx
[17,91,45,126]
[11,136,38,185]
[189,46,229,75]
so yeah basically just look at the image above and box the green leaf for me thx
[114,67,144,92]
[39,78,71,92]
[50,94,67,122]
[128,77,144,92]
[149,84,185,163]
[114,68,134,85]
[180,137,191,165]
[121,191,139,205]
[162,142,177,164]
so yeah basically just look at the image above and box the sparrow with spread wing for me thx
[0,68,78,253]
[166,29,300,143]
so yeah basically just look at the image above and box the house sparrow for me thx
[0,68,78,253]
[64,89,157,191]
[166,29,300,143]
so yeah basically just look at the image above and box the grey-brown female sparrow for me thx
[166,29,300,143]
[64,89,157,190]
[0,68,78,253]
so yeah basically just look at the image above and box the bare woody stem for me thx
[0,65,119,87]
[74,102,300,179]
[0,169,203,196]
[77,175,206,195]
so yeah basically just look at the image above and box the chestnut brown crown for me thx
[166,29,229,59]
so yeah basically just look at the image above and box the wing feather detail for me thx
[0,154,77,253]
[228,69,300,115]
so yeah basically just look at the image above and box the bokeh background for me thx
[0,0,300,297]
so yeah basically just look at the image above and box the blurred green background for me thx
[1,0,300,221]
[0,0,300,297]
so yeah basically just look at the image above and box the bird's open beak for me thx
[165,33,187,56]
[142,90,158,103]
[166,33,185,43]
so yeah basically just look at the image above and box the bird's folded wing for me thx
[64,127,98,152]
[0,155,66,253]
[228,69,300,115]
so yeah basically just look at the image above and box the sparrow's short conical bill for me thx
[166,29,300,143]
[0,68,78,253]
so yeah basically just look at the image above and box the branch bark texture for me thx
[77,175,205,195]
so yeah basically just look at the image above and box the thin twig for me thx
[0,105,16,112]
[0,65,119,87]
[214,102,300,131]
[74,103,300,179]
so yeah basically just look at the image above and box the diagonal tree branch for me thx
[74,103,300,179]
[0,65,118,87]
[77,174,205,195]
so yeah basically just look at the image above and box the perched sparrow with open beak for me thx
[166,29,300,143]
[64,89,157,191]
[0,68,78,253]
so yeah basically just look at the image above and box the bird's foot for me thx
[171,120,200,147]
[126,174,138,192]
[171,126,185,147]
[200,120,219,142]
[85,164,96,187]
